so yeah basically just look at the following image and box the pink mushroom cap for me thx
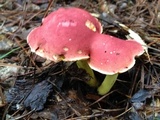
[27,7,102,62]
[88,33,144,75]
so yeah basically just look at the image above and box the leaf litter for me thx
[0,0,160,119]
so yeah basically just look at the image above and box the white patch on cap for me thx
[59,20,77,27]
[109,36,113,38]
[110,51,116,54]
[63,47,69,51]
[77,50,82,54]
[85,20,96,32]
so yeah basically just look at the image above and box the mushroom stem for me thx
[97,73,118,95]
[76,60,99,87]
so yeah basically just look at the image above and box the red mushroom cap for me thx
[88,33,144,75]
[27,7,102,62]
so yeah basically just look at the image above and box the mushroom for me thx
[88,33,145,95]
[27,7,101,87]
[27,7,146,94]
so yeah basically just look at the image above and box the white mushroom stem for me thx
[97,73,118,95]
[76,60,99,87]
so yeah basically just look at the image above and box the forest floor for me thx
[0,0,160,120]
